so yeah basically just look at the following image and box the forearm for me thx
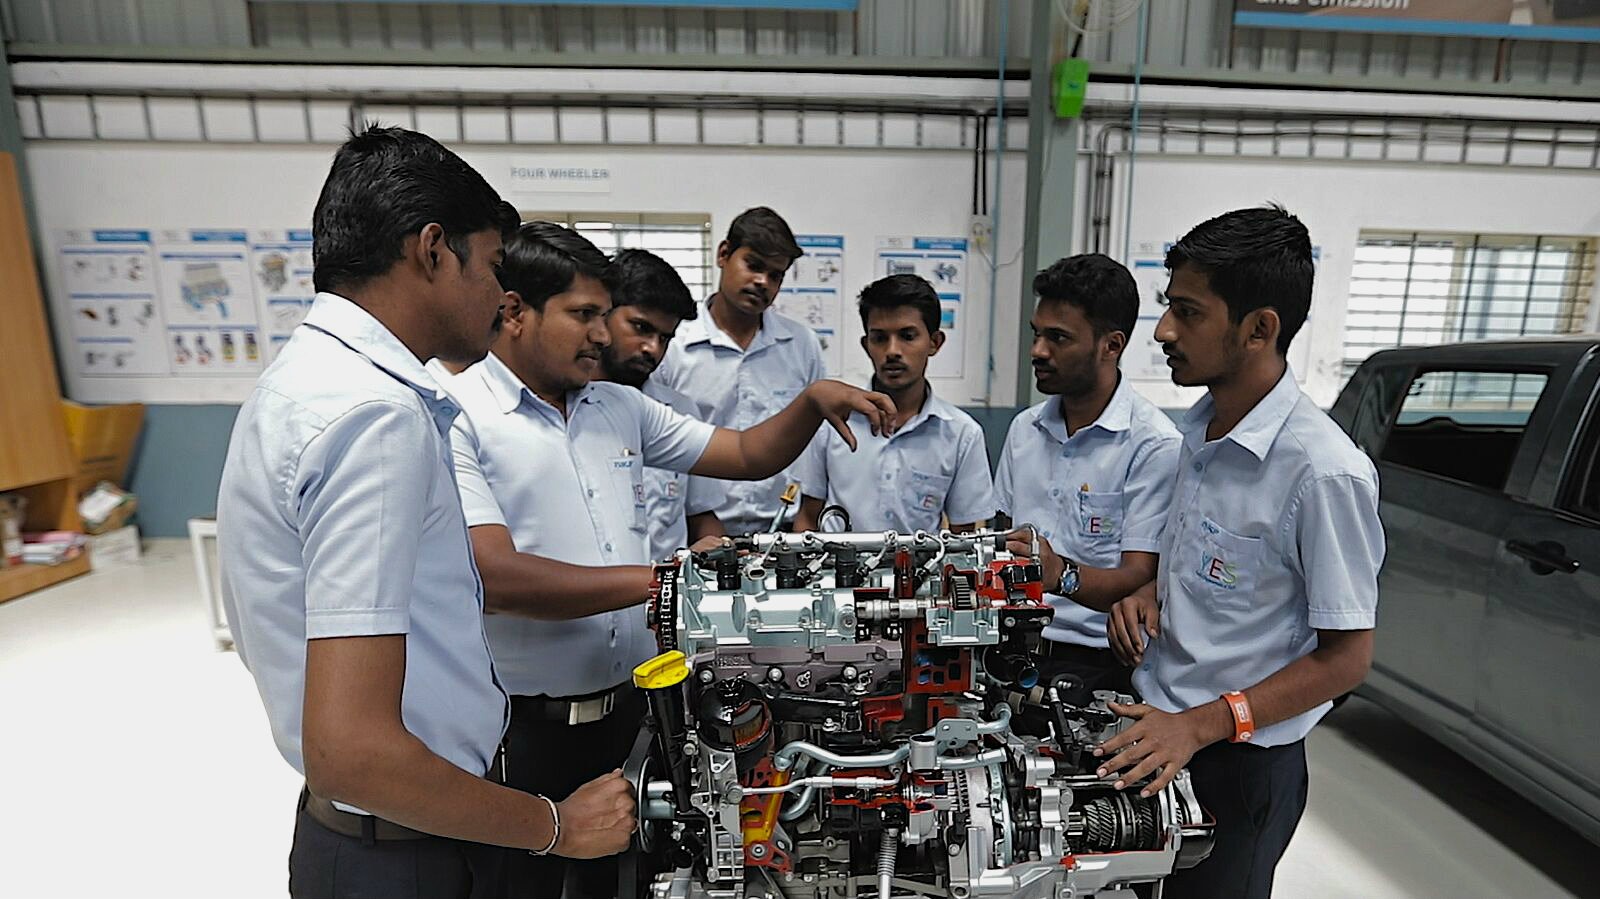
[1174,632,1372,745]
[1071,565,1158,613]
[479,552,652,618]
[687,511,725,543]
[700,401,821,480]
[1234,636,1372,730]
[793,496,824,532]
[307,728,555,851]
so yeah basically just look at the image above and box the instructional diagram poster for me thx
[1126,257,1172,382]
[154,229,262,375]
[56,230,168,375]
[774,235,846,376]
[250,228,315,361]
[874,237,967,379]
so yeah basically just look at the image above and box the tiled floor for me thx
[0,540,1593,898]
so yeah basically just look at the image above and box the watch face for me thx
[1060,567,1079,596]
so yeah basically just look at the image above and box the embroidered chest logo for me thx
[1197,520,1239,589]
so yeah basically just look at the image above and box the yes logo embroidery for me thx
[1198,553,1239,589]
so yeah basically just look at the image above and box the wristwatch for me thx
[1056,558,1081,597]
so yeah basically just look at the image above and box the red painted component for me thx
[903,620,970,695]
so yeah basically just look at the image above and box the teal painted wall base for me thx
[126,401,1185,537]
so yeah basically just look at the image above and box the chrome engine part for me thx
[624,530,1215,899]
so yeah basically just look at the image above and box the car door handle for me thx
[1505,539,1580,576]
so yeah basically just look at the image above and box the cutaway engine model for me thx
[624,530,1214,899]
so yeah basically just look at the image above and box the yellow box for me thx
[61,401,145,491]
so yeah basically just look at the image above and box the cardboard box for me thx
[61,401,145,492]
[88,524,141,569]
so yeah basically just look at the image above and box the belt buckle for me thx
[567,691,614,726]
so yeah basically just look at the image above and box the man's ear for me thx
[416,223,447,280]
[1248,308,1281,352]
[499,290,526,336]
[929,329,947,356]
[715,240,732,268]
[1102,329,1126,361]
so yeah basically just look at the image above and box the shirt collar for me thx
[883,381,955,437]
[476,351,599,418]
[1032,377,1134,444]
[301,293,451,412]
[680,296,793,353]
[1181,366,1301,461]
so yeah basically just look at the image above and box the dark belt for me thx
[300,745,507,843]
[514,681,634,726]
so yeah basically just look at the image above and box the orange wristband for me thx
[1222,691,1255,743]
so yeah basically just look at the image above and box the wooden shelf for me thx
[0,553,91,605]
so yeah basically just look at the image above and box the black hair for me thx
[607,249,698,321]
[857,274,941,337]
[724,206,803,263]
[499,221,615,311]
[1031,253,1140,341]
[1164,204,1313,354]
[312,123,518,294]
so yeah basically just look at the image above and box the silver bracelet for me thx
[530,794,561,856]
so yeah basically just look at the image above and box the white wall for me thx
[28,141,1029,407]
[1092,155,1600,410]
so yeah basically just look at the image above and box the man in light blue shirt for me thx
[654,206,825,534]
[598,249,728,561]
[997,255,1182,699]
[792,274,994,534]
[441,222,894,898]
[216,126,633,899]
[1097,206,1384,899]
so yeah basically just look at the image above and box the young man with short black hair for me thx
[600,248,727,560]
[654,206,824,534]
[1096,205,1385,899]
[217,127,634,899]
[439,222,895,898]
[792,273,994,534]
[998,254,1182,698]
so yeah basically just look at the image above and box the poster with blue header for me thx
[56,229,168,376]
[874,236,967,379]
[153,228,262,375]
[249,228,316,362]
[774,235,846,377]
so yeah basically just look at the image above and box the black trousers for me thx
[288,800,506,899]
[498,687,646,899]
[1163,739,1309,899]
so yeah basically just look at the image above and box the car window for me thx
[1380,369,1551,491]
[1346,365,1408,457]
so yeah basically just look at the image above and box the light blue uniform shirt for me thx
[640,378,728,562]
[1134,368,1385,747]
[654,299,825,535]
[995,378,1182,647]
[217,293,508,785]
[439,352,716,697]
[794,384,995,533]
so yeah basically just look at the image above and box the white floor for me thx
[0,540,1593,899]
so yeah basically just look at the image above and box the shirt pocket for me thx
[1074,491,1123,544]
[1188,517,1262,611]
[904,468,954,527]
[609,455,647,534]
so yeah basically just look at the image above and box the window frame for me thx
[1342,231,1596,379]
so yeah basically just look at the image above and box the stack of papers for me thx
[21,531,87,566]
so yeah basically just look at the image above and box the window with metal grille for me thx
[1342,231,1596,379]
[521,212,715,301]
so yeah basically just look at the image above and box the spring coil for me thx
[877,827,898,897]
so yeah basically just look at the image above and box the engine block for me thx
[625,530,1214,899]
